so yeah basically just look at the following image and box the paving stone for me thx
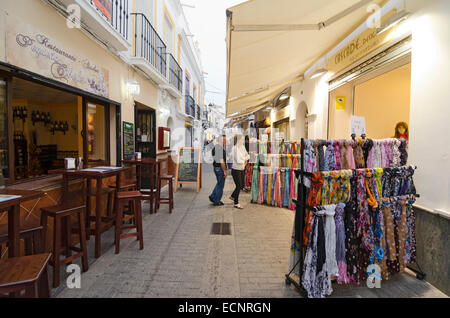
[55,165,447,298]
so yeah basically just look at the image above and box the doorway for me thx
[135,103,156,189]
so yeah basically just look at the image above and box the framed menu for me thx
[123,122,134,160]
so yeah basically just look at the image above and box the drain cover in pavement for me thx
[211,223,232,235]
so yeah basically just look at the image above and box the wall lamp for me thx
[127,79,140,97]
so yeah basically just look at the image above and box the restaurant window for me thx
[0,80,9,178]
[87,103,107,165]
[9,77,110,182]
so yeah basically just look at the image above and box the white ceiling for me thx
[12,77,78,104]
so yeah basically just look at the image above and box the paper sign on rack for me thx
[351,116,366,136]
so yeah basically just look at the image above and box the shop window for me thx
[0,80,9,178]
[87,103,107,165]
[328,57,411,140]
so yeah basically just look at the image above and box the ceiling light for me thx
[310,68,328,79]
[279,94,290,101]
[377,10,410,35]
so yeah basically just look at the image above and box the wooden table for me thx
[122,158,163,214]
[48,166,130,258]
[0,189,45,258]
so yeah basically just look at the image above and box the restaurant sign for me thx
[6,18,109,98]
[328,10,397,74]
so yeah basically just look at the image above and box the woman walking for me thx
[230,134,250,209]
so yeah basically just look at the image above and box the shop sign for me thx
[274,106,290,122]
[328,10,396,74]
[6,18,109,98]
[336,96,346,110]
[351,116,366,136]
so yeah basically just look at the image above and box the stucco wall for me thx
[0,0,159,163]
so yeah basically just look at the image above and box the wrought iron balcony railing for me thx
[185,95,195,117]
[196,105,201,120]
[168,54,182,92]
[131,13,167,77]
[110,0,129,40]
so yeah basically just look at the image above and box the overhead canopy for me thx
[226,0,385,117]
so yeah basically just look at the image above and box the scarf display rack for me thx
[249,152,301,210]
[284,137,425,298]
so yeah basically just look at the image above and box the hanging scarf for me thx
[302,209,330,298]
[335,203,350,284]
[324,204,338,295]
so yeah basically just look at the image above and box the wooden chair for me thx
[0,253,51,298]
[156,175,174,214]
[114,191,144,254]
[0,218,44,257]
[40,203,88,288]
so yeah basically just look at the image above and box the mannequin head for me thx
[394,122,409,140]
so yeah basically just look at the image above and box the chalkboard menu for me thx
[123,122,134,160]
[175,147,202,193]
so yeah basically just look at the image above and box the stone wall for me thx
[412,207,450,296]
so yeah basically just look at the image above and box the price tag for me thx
[351,116,366,135]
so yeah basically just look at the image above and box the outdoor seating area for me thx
[0,159,175,297]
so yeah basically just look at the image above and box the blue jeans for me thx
[211,167,226,204]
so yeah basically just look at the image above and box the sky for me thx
[183,0,247,112]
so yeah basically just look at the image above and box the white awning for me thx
[226,0,385,117]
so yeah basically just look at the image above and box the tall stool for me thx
[156,175,174,214]
[40,203,89,288]
[114,191,144,254]
[0,219,44,257]
[0,253,51,298]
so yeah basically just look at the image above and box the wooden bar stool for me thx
[114,191,144,254]
[0,219,44,257]
[0,253,51,298]
[40,204,89,288]
[156,175,174,214]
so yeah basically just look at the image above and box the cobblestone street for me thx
[55,165,447,298]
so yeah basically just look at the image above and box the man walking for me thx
[209,135,227,206]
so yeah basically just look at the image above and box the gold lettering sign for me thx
[328,10,397,75]
[6,17,109,98]
[274,107,290,123]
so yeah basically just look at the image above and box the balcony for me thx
[196,105,201,121]
[185,95,195,118]
[202,110,208,121]
[47,0,131,51]
[129,13,167,85]
[161,53,183,99]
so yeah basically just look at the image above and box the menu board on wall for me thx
[123,122,134,160]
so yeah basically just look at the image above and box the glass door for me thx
[135,105,156,189]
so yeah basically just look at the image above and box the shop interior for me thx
[328,52,411,141]
[6,77,108,181]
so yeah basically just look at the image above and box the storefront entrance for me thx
[134,103,156,189]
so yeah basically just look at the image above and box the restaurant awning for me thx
[226,0,385,117]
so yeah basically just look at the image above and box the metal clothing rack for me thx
[285,137,426,297]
